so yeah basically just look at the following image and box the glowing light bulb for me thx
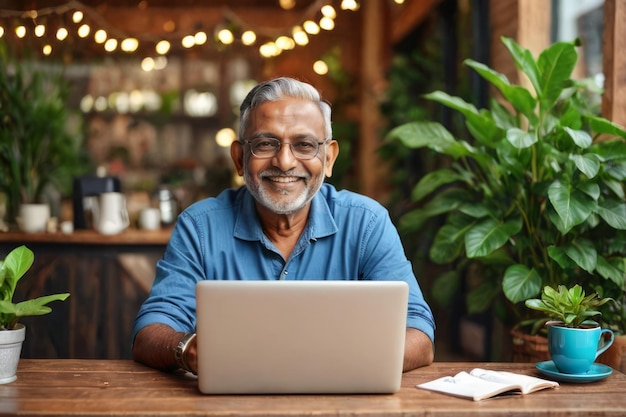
[241,30,256,45]
[275,36,294,50]
[94,29,107,43]
[217,29,234,45]
[321,5,337,18]
[43,44,52,55]
[313,60,328,75]
[319,17,335,31]
[215,128,236,147]
[15,26,26,38]
[0,26,4,38]
[56,27,68,41]
[341,0,359,11]
[303,21,320,35]
[156,40,170,55]
[181,35,195,48]
[72,11,83,23]
[78,24,90,38]
[194,31,207,45]
[104,38,118,52]
[34,24,45,37]
[121,38,139,52]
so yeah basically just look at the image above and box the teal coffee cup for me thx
[548,324,614,374]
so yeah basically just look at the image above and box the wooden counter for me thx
[2,360,625,416]
[0,228,172,360]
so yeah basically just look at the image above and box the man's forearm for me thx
[403,327,434,372]
[132,323,186,372]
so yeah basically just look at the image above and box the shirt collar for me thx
[233,185,338,242]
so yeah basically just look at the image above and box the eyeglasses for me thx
[244,137,328,160]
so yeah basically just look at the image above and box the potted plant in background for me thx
[0,50,90,230]
[525,284,614,379]
[0,245,69,384]
[386,36,626,362]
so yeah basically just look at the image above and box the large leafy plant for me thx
[0,245,69,330]
[387,37,626,331]
[0,53,89,223]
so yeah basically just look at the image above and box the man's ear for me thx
[324,140,339,178]
[230,141,245,176]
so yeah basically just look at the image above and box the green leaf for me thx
[537,41,578,112]
[430,223,471,264]
[12,294,70,318]
[548,179,595,233]
[562,239,597,273]
[387,120,455,149]
[411,168,463,202]
[399,188,468,233]
[506,127,537,149]
[502,264,543,303]
[563,127,592,149]
[501,36,542,97]
[464,60,536,117]
[569,154,600,178]
[586,115,626,139]
[595,255,625,287]
[596,199,626,230]
[465,217,523,258]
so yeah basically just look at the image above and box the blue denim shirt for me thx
[133,184,435,342]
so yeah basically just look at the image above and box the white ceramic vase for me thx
[0,324,25,384]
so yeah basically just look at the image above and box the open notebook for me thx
[195,280,409,394]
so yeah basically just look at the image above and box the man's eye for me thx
[255,140,278,149]
[293,141,315,150]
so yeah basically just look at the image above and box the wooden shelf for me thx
[0,227,172,246]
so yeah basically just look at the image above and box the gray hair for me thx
[238,77,332,142]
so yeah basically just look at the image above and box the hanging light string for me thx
[0,0,365,59]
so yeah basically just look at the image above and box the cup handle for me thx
[595,329,615,359]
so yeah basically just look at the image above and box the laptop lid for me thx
[195,280,408,394]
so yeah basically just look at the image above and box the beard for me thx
[243,164,325,215]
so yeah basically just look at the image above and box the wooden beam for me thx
[601,0,626,127]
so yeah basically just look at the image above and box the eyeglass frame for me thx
[242,137,332,160]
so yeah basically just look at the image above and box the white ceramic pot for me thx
[17,203,50,233]
[0,324,26,384]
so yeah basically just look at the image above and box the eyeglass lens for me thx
[248,138,323,160]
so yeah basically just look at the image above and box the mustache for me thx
[259,169,310,179]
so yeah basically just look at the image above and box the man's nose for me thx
[272,143,298,169]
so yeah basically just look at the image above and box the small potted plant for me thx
[0,245,70,384]
[525,284,614,375]
[525,284,612,330]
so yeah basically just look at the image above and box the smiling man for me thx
[132,77,435,375]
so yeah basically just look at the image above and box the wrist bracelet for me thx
[174,332,196,374]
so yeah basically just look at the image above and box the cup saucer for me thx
[536,360,612,383]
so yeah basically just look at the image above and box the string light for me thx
[94,29,107,43]
[77,23,90,37]
[56,27,68,41]
[15,26,26,38]
[241,30,256,46]
[34,24,45,37]
[0,0,391,61]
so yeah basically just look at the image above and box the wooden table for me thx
[2,360,625,416]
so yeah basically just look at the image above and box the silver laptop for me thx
[195,280,408,394]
